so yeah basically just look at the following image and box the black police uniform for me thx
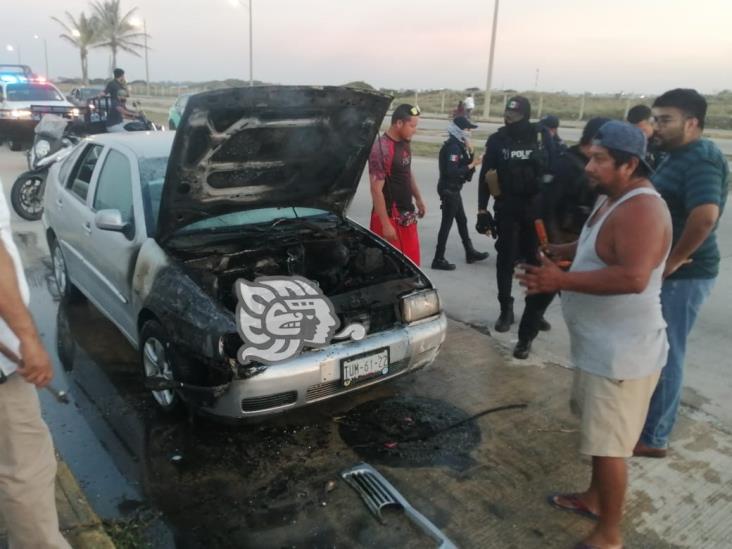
[478,119,557,340]
[433,135,487,267]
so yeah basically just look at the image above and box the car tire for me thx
[139,319,183,414]
[51,239,82,300]
[9,138,23,152]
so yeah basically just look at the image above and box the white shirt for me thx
[561,188,669,380]
[0,181,29,377]
[464,96,475,109]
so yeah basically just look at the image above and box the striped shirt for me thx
[652,138,728,279]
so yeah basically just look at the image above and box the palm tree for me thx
[51,12,99,85]
[90,0,146,73]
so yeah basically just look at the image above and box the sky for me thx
[2,0,731,94]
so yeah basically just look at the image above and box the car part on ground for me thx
[342,462,457,549]
[11,170,46,220]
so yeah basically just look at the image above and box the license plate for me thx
[341,348,390,387]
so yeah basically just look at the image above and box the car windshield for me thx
[177,207,329,235]
[6,83,64,102]
[79,88,102,100]
[138,156,169,235]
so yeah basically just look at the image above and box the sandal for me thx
[546,493,599,521]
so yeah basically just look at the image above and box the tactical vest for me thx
[498,129,547,197]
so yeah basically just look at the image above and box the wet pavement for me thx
[2,144,732,548]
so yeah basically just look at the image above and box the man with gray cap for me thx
[517,120,672,549]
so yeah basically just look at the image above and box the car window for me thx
[58,144,84,185]
[5,83,64,102]
[94,149,133,223]
[67,144,103,201]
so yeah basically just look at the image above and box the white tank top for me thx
[560,187,669,380]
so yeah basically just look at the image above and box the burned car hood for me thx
[157,86,391,242]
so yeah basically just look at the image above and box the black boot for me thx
[538,317,551,331]
[432,257,456,271]
[494,298,514,332]
[464,240,489,264]
[513,339,532,359]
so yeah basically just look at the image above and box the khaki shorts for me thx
[570,368,660,458]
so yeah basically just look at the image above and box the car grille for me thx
[305,358,409,402]
[241,390,297,412]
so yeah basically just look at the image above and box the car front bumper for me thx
[200,313,448,419]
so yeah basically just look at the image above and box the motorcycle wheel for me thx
[11,172,46,221]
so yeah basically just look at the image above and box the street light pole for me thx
[143,19,150,96]
[249,0,253,86]
[483,0,500,119]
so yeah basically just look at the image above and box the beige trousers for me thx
[0,374,71,549]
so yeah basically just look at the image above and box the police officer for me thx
[432,116,489,270]
[503,117,611,359]
[476,96,556,357]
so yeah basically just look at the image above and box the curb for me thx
[56,460,116,549]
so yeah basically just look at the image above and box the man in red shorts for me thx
[368,104,426,265]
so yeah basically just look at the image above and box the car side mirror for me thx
[94,209,128,232]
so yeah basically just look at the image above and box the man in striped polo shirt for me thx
[635,89,729,458]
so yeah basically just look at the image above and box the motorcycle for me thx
[11,100,161,221]
[12,115,79,221]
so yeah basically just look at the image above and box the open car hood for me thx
[156,86,391,242]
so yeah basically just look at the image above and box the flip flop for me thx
[546,493,599,521]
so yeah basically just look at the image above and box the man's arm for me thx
[0,240,53,387]
[410,173,426,217]
[665,156,726,277]
[664,204,719,277]
[518,196,670,296]
[478,134,499,211]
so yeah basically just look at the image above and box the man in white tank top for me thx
[517,121,672,549]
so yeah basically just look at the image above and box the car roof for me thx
[85,131,175,159]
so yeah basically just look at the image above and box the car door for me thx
[85,146,142,341]
[52,143,105,295]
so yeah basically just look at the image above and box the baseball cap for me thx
[539,114,559,129]
[593,120,652,170]
[505,95,531,118]
[453,116,478,130]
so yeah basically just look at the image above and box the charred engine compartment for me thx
[170,218,429,336]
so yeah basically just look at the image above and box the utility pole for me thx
[483,0,500,119]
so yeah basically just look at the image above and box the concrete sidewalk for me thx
[0,458,114,549]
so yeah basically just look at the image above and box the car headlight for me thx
[34,139,51,158]
[10,109,32,119]
[70,108,80,118]
[400,289,441,324]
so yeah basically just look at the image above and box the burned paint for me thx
[338,396,481,470]
[156,86,392,242]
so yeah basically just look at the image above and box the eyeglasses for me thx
[410,105,421,116]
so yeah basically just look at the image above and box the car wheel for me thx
[140,320,182,413]
[51,239,82,300]
[9,138,23,152]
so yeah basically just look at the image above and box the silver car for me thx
[42,86,447,420]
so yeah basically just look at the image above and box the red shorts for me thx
[370,209,421,266]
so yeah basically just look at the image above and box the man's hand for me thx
[381,219,398,243]
[415,197,426,218]
[663,257,693,279]
[17,337,53,388]
[476,211,497,238]
[516,253,565,295]
[469,154,484,169]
